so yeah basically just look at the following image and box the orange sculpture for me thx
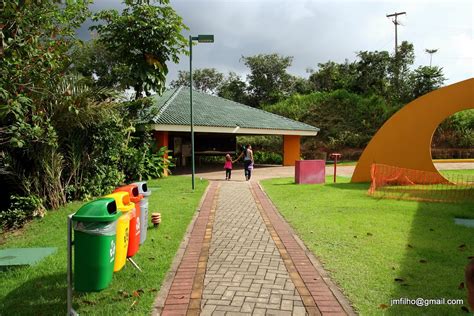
[351,78,474,183]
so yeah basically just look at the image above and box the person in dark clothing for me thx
[235,144,254,180]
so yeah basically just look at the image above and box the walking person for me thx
[224,153,233,180]
[235,144,254,181]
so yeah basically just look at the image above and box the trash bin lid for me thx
[104,192,135,213]
[114,184,143,201]
[72,198,121,222]
[132,181,151,197]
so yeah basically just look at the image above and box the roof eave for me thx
[149,124,318,136]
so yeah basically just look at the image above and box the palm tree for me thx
[425,49,438,67]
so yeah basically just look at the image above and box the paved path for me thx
[154,181,354,316]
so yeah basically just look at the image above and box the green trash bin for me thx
[72,198,121,292]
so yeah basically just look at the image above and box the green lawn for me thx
[0,176,208,315]
[441,169,474,178]
[261,176,473,315]
[326,160,357,166]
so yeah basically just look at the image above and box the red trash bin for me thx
[114,185,143,257]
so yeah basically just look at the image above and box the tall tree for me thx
[91,0,188,99]
[353,50,391,96]
[170,68,224,95]
[388,41,415,105]
[242,54,293,107]
[308,60,355,92]
[217,72,248,104]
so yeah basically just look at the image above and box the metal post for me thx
[331,153,341,183]
[189,35,195,191]
[127,258,143,272]
[67,214,78,316]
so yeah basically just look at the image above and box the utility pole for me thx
[386,12,406,56]
[387,11,406,99]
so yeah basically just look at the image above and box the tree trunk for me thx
[134,84,143,100]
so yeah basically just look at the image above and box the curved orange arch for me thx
[351,78,474,183]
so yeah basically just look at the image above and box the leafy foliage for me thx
[0,195,45,231]
[409,66,446,99]
[90,0,188,99]
[242,53,294,107]
[170,68,224,95]
[265,90,391,153]
[0,1,181,230]
[252,151,283,165]
[433,110,474,149]
[218,72,249,104]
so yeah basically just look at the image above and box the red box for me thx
[295,160,325,184]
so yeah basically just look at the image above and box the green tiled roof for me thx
[141,87,319,132]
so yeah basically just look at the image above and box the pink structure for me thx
[295,160,326,184]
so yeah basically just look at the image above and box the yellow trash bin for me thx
[104,192,135,272]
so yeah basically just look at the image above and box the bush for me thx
[0,195,45,231]
[265,90,391,152]
[253,151,283,165]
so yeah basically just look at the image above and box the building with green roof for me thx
[141,87,319,166]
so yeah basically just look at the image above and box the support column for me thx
[154,131,169,149]
[153,131,169,176]
[283,135,301,166]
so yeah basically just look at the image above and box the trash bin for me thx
[105,192,134,272]
[113,185,142,258]
[132,181,151,244]
[72,198,120,292]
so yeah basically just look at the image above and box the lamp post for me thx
[190,34,214,190]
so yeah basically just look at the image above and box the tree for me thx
[388,41,415,105]
[91,0,188,99]
[242,54,294,107]
[308,60,355,92]
[289,76,313,95]
[72,40,126,88]
[217,72,248,104]
[353,50,391,96]
[425,48,438,67]
[0,0,91,209]
[409,66,445,99]
[170,68,224,95]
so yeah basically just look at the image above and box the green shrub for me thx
[253,151,283,165]
[265,90,391,152]
[0,195,45,231]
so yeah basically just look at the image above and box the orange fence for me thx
[368,164,474,203]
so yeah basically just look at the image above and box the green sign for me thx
[197,34,214,43]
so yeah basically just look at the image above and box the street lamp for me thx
[190,34,214,190]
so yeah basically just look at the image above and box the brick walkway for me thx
[154,181,354,316]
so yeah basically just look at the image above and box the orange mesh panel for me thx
[368,163,474,203]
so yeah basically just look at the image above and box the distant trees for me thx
[174,54,307,107]
[170,68,224,95]
[218,72,249,104]
[177,43,445,111]
[307,41,438,107]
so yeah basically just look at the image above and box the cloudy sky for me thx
[83,0,473,86]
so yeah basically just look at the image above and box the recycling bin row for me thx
[72,181,151,292]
